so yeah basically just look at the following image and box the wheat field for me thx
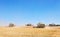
[0,26,60,37]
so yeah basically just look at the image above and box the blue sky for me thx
[0,0,60,26]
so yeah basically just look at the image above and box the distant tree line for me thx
[25,23,45,28]
[49,23,60,26]
[26,23,60,28]
[8,22,60,28]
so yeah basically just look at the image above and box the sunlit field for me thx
[0,26,60,37]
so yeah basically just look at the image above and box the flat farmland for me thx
[0,26,60,37]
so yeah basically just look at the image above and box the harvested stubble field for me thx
[0,26,60,37]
